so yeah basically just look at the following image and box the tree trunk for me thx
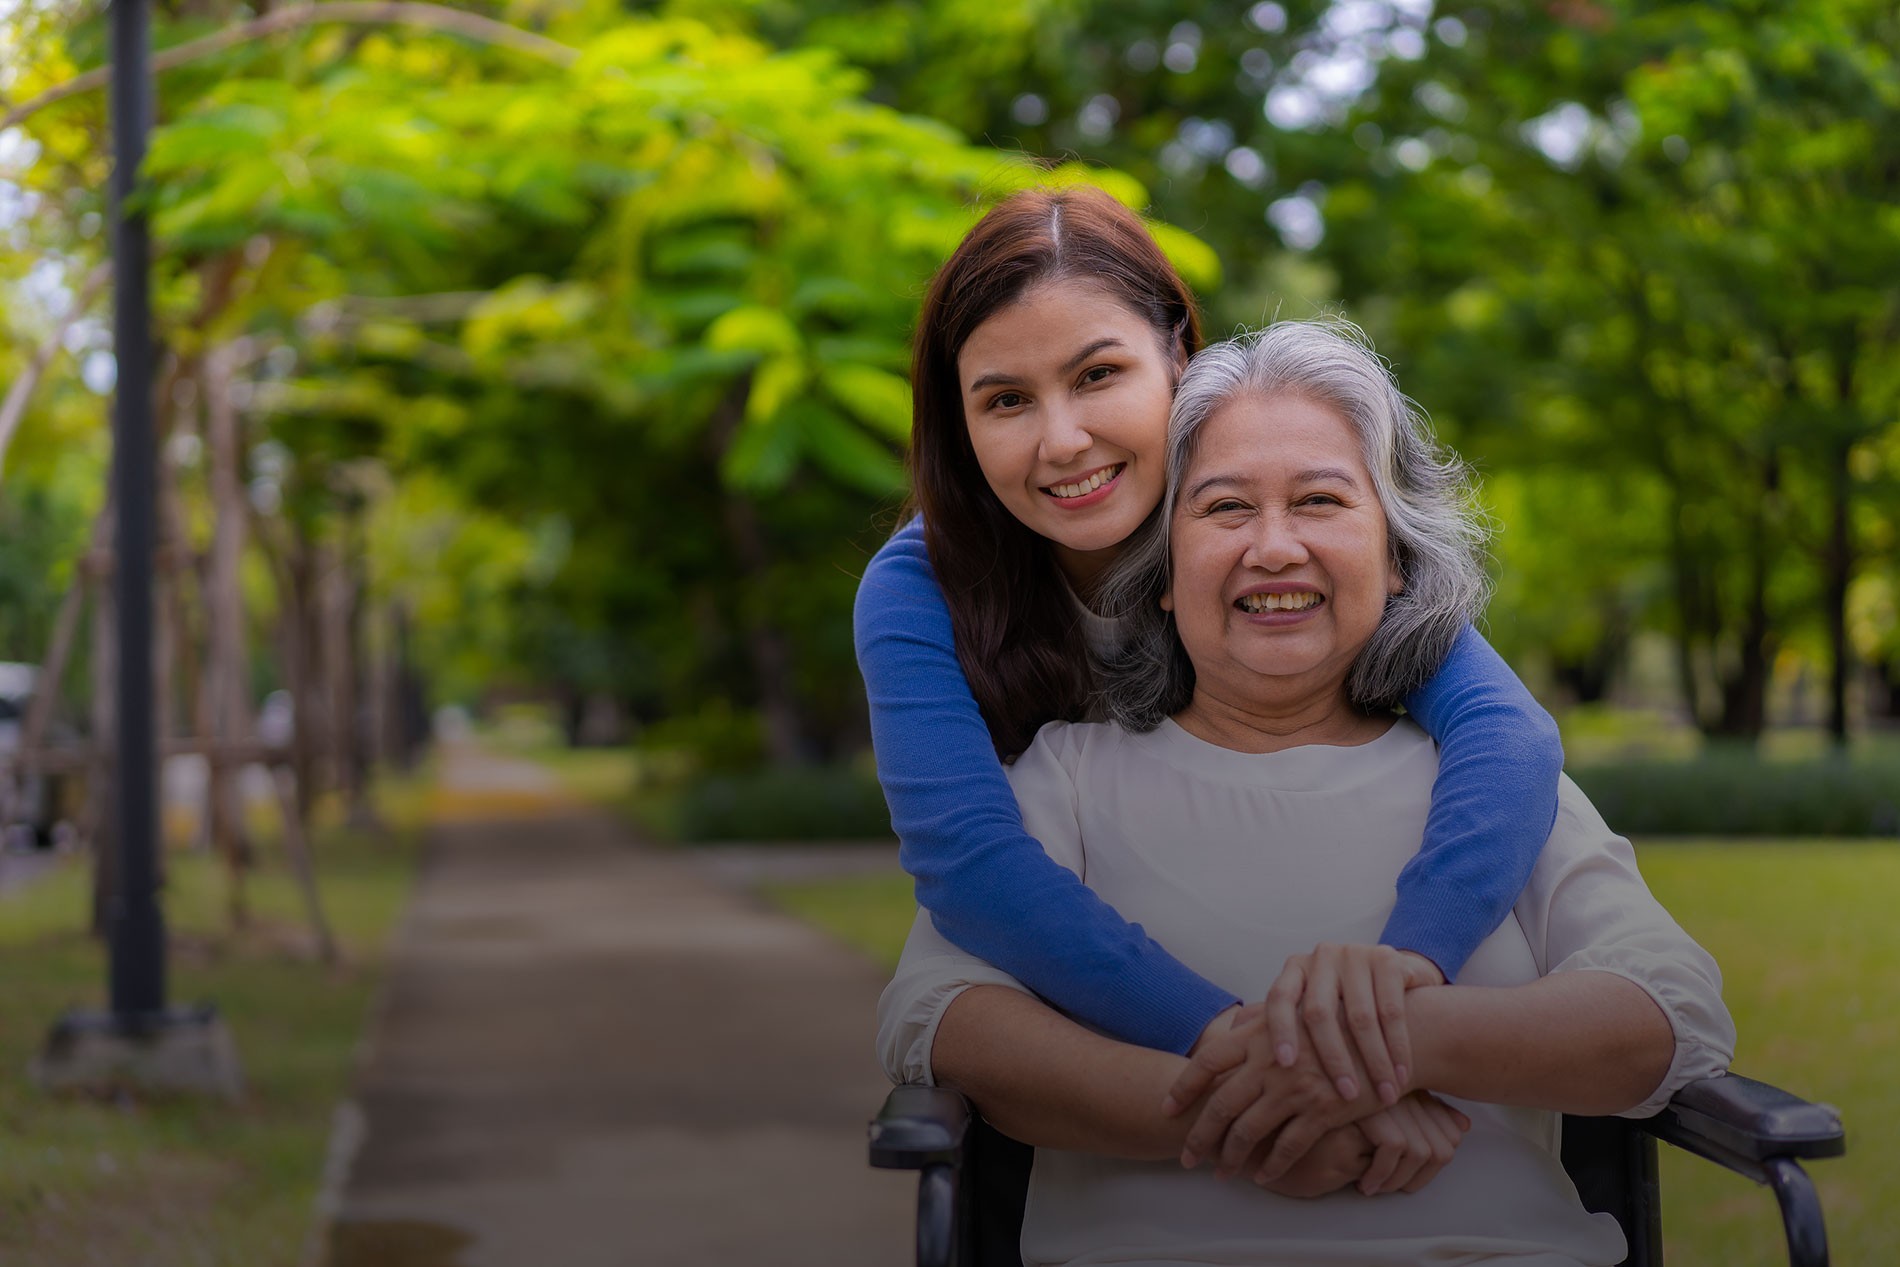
[204,343,253,924]
[0,501,109,830]
[87,534,119,939]
[1666,490,1710,730]
[1822,433,1854,748]
[704,381,815,765]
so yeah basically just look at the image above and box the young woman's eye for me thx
[1079,365,1116,387]
[990,391,1028,411]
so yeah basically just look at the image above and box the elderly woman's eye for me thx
[1080,365,1116,386]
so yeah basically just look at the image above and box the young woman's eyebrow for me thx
[964,338,1128,397]
[1058,337,1127,374]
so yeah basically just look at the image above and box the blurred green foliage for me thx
[1570,749,1900,837]
[1,0,1896,766]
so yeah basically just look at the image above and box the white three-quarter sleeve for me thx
[874,723,1088,1086]
[1515,776,1738,1117]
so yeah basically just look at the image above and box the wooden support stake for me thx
[269,765,337,966]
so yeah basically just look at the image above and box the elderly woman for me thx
[876,321,1735,1267]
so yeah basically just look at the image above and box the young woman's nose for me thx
[1035,402,1092,465]
[1242,511,1309,571]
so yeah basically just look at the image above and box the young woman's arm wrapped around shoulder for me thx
[856,521,1236,1056]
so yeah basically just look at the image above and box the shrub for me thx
[642,762,894,842]
[1570,749,1900,837]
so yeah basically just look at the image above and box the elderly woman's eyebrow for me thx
[1183,467,1361,502]
[1294,467,1361,488]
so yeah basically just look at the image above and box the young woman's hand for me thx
[1262,943,1445,1108]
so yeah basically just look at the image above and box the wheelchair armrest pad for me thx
[869,1084,973,1170]
[1638,1072,1845,1170]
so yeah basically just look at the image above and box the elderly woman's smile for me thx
[1162,392,1401,733]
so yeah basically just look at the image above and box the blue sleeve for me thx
[854,520,1238,1055]
[1386,624,1565,980]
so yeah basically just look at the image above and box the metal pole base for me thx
[30,1003,244,1101]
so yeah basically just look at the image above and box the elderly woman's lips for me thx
[1235,591,1324,614]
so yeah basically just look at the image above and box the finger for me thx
[1255,1112,1325,1184]
[1262,958,1307,1068]
[1380,1103,1432,1195]
[1355,1113,1404,1195]
[1399,949,1446,988]
[1372,953,1413,1094]
[1181,1069,1267,1169]
[1413,1091,1471,1139]
[1399,1111,1456,1194]
[1217,1089,1297,1176]
[1415,1100,1463,1169]
[1300,953,1358,1101]
[1341,950,1399,1106]
[1164,1036,1248,1115]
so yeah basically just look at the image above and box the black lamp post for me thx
[33,0,240,1096]
[106,0,166,1025]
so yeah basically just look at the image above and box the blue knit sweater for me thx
[854,518,1563,1055]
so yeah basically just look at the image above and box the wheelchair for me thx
[870,1071,1844,1267]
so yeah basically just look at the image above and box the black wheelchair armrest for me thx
[870,1083,971,1169]
[1635,1072,1846,1267]
[870,1085,971,1267]
[1637,1072,1845,1178]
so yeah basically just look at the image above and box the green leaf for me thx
[745,355,808,425]
[1148,222,1223,294]
[819,363,911,443]
[705,306,802,359]
[801,407,907,495]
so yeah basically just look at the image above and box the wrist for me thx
[1190,1003,1250,1055]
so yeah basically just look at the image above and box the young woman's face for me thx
[957,279,1179,586]
[1164,392,1402,706]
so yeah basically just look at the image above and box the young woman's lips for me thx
[1041,464,1125,510]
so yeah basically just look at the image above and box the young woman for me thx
[853,186,1564,1143]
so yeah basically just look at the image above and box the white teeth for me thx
[1047,464,1124,499]
[1237,591,1322,613]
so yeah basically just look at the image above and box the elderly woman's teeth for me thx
[1047,464,1124,499]
[1238,592,1322,613]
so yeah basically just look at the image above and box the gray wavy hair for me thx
[1095,318,1491,730]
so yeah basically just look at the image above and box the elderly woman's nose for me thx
[1242,512,1310,571]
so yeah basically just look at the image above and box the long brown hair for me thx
[909,187,1203,757]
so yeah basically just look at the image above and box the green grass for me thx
[761,839,1899,1266]
[0,780,429,1267]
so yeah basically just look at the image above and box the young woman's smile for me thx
[958,279,1179,588]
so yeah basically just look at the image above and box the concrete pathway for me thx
[322,743,915,1267]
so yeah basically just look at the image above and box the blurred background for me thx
[1,0,1895,1264]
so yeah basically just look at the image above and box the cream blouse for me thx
[876,717,1734,1267]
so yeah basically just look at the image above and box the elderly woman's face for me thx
[1163,392,1401,703]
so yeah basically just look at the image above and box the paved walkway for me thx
[322,743,914,1267]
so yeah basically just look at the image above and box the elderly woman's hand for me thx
[1344,1092,1469,1194]
[1240,1090,1470,1198]
[1172,1008,1387,1179]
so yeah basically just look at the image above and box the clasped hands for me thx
[1162,943,1468,1198]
